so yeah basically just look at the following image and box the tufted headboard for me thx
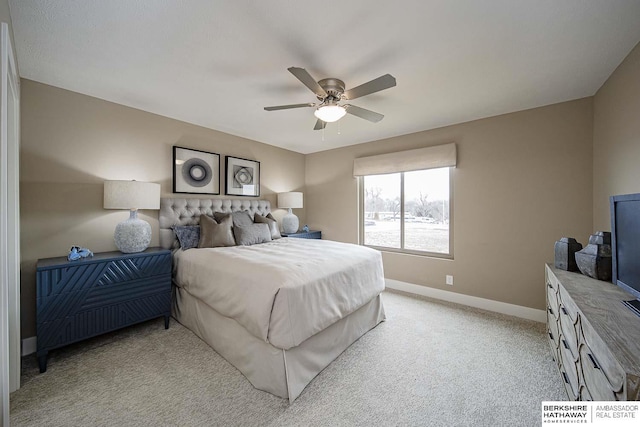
[159,198,272,249]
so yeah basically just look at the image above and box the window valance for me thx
[353,143,456,177]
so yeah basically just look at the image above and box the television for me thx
[610,192,640,316]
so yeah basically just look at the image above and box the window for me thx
[361,166,451,257]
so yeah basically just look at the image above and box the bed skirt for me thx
[172,286,386,402]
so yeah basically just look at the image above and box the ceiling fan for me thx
[264,67,396,130]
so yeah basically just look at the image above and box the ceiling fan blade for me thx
[343,74,396,100]
[264,103,315,111]
[313,119,327,130]
[288,67,327,98]
[344,104,384,123]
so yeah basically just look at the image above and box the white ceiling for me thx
[9,1,640,154]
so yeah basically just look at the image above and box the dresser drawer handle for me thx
[548,331,554,340]
[547,283,553,289]
[560,306,569,316]
[548,307,554,315]
[587,353,600,370]
[562,339,570,350]
[562,372,569,384]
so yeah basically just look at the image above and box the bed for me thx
[159,198,386,402]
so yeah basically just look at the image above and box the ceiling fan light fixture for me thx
[314,105,346,123]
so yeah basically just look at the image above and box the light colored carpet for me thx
[10,290,565,426]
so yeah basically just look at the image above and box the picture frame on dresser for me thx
[173,146,221,195]
[225,156,260,197]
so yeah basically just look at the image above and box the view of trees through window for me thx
[363,167,450,254]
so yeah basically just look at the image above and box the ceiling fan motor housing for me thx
[317,78,345,102]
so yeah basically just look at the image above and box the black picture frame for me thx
[225,156,260,197]
[173,146,220,195]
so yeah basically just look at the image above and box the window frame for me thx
[358,167,454,259]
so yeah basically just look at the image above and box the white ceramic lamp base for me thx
[282,209,299,234]
[114,210,152,253]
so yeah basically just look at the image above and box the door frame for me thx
[0,20,20,425]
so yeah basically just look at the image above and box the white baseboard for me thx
[22,336,37,356]
[385,279,546,323]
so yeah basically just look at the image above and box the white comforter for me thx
[173,238,385,349]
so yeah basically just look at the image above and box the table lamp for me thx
[103,180,161,253]
[278,192,303,234]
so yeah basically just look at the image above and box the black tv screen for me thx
[611,193,640,301]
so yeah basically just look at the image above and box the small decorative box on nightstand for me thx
[282,230,322,239]
[36,247,172,373]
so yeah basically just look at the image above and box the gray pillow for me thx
[214,211,253,228]
[254,213,281,239]
[198,215,236,248]
[233,223,272,246]
[172,225,200,250]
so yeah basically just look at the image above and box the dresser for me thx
[36,248,172,373]
[545,264,640,400]
[282,230,322,239]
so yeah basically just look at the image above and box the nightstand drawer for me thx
[37,252,171,298]
[38,275,171,323]
[37,291,171,351]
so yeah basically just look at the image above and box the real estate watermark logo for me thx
[542,402,639,425]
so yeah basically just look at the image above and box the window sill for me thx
[363,244,453,260]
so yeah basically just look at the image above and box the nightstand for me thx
[36,247,172,373]
[282,230,322,239]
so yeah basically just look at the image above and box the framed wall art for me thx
[225,156,260,197]
[173,146,220,195]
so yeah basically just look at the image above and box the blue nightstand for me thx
[36,247,172,372]
[282,230,322,239]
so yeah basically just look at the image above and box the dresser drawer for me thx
[558,285,580,325]
[559,312,579,361]
[548,311,561,358]
[579,343,620,401]
[579,318,625,399]
[559,341,580,399]
[578,384,593,401]
[547,283,560,321]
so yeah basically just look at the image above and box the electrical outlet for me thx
[446,275,454,286]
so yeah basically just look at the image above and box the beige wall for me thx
[20,80,306,337]
[306,99,594,311]
[593,41,640,230]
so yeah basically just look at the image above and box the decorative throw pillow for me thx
[233,223,272,246]
[198,215,236,248]
[254,213,282,239]
[172,225,201,250]
[214,211,253,228]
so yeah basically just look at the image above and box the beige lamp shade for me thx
[104,180,161,210]
[277,192,303,209]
